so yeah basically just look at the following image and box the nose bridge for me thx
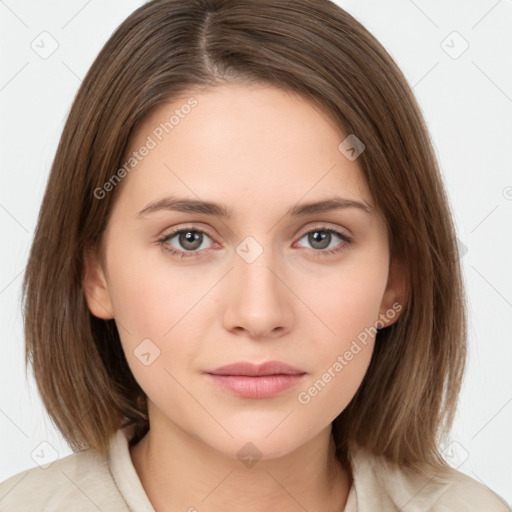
[235,234,282,305]
[223,234,293,337]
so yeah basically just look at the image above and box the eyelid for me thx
[158,222,352,242]
[158,223,216,243]
[296,222,352,240]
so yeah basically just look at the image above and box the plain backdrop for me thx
[1,0,511,505]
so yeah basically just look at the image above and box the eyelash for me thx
[156,224,353,259]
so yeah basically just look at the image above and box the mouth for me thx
[204,361,307,399]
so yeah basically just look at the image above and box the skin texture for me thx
[82,83,406,512]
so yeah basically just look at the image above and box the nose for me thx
[222,248,295,340]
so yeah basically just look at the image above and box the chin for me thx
[201,424,312,463]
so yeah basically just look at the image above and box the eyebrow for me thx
[136,195,374,219]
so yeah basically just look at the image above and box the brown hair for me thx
[23,0,466,478]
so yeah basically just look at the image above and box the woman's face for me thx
[83,83,405,460]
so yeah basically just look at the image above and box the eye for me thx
[295,226,352,257]
[157,226,214,258]
[157,225,352,259]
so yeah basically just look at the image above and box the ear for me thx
[81,247,114,320]
[377,256,408,329]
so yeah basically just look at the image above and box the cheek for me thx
[105,247,220,392]
[295,342,373,429]
[106,245,214,340]
[291,254,387,416]
[298,256,388,349]
[295,278,380,421]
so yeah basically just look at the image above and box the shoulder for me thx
[0,446,128,511]
[349,445,511,511]
[428,469,511,511]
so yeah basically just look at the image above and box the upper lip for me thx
[206,361,306,376]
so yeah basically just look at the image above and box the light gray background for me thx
[1,0,511,505]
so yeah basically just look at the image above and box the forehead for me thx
[117,83,374,215]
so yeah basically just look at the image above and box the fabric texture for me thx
[0,425,510,511]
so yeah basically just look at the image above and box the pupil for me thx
[181,231,201,250]
[310,230,330,249]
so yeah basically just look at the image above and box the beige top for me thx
[0,425,509,511]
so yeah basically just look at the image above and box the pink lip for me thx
[207,361,305,376]
[204,361,307,399]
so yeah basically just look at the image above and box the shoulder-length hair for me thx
[23,0,466,478]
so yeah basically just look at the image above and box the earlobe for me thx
[378,257,408,329]
[81,247,114,320]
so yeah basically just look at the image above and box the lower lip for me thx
[204,373,306,399]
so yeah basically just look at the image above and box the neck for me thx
[129,417,352,512]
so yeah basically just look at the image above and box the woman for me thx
[0,0,509,510]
